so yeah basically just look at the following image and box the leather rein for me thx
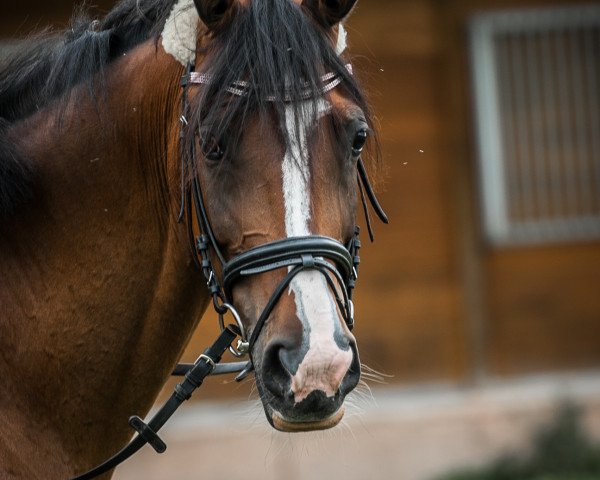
[71,62,387,480]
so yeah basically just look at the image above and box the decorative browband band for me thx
[184,64,354,101]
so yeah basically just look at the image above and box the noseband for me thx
[178,61,387,364]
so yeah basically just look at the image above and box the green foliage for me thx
[438,404,600,480]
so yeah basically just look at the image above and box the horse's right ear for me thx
[193,0,238,32]
[303,0,358,27]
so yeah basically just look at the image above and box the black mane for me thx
[0,0,176,123]
[0,0,177,218]
[185,0,373,169]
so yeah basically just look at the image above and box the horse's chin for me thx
[268,406,345,432]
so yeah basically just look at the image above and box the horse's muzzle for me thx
[256,336,361,431]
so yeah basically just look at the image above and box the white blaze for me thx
[282,101,353,404]
[282,101,324,237]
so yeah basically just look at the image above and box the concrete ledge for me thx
[114,371,600,480]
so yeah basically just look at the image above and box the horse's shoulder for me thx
[0,405,71,479]
[0,405,38,479]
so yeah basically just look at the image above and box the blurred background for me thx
[2,0,600,478]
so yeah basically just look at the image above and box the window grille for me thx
[469,5,600,245]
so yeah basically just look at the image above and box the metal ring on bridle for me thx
[217,302,249,357]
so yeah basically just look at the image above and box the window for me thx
[470,5,600,245]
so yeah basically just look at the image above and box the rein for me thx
[71,62,387,480]
[71,326,239,480]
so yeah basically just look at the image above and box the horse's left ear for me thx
[193,0,238,32]
[302,0,358,27]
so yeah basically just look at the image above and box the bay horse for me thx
[0,0,385,478]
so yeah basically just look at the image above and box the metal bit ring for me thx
[218,303,250,357]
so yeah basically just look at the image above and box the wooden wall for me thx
[438,0,600,378]
[346,1,469,383]
[2,0,600,400]
[345,0,600,385]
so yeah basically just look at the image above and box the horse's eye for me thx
[352,129,368,157]
[201,135,225,161]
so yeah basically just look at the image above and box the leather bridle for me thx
[177,60,387,366]
[71,61,387,480]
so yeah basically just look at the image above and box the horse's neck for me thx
[0,42,209,476]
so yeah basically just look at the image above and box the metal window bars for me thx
[469,5,600,245]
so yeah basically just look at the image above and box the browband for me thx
[185,64,354,101]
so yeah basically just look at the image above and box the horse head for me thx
[172,0,380,431]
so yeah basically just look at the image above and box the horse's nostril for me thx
[339,343,361,396]
[278,347,301,376]
[261,341,294,398]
